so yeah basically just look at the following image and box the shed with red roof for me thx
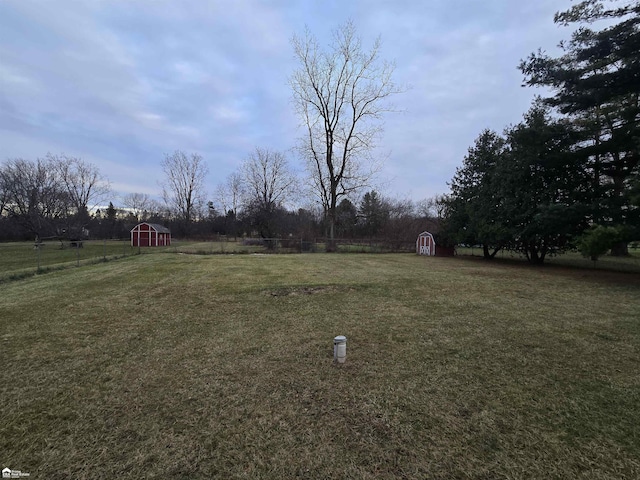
[131,223,171,247]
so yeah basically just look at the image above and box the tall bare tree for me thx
[122,192,153,221]
[240,147,297,238]
[290,20,401,250]
[215,171,244,217]
[1,157,66,238]
[215,171,245,239]
[242,148,297,211]
[160,150,209,235]
[51,154,111,227]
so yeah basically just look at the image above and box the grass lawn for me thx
[0,240,138,282]
[1,253,639,478]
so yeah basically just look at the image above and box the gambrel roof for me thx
[131,222,171,233]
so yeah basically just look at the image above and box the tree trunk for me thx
[326,215,337,252]
[610,241,629,256]
[483,244,501,259]
[527,244,546,264]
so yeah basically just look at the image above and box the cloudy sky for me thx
[0,0,577,209]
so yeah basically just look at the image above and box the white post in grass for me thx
[334,335,347,364]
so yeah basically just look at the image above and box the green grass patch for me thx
[1,254,639,478]
[172,240,272,255]
[0,240,141,282]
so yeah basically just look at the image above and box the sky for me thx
[0,0,578,210]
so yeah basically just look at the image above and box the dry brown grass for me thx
[1,253,639,478]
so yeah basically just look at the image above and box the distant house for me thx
[416,231,436,256]
[131,223,171,247]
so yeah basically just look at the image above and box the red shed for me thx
[416,231,436,256]
[131,223,172,247]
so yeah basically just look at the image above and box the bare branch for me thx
[160,150,209,233]
[290,21,401,247]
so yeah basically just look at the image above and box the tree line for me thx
[0,154,110,242]
[0,149,440,246]
[441,0,639,263]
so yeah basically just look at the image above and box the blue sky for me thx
[0,0,576,208]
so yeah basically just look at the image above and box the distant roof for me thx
[133,222,171,233]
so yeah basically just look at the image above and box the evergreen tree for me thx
[447,129,509,258]
[358,191,389,237]
[335,199,358,238]
[500,106,589,263]
[520,0,640,254]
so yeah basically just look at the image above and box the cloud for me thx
[0,0,577,203]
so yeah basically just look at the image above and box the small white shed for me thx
[416,231,436,256]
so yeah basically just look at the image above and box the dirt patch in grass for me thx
[264,285,355,296]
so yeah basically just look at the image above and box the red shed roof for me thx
[131,223,171,233]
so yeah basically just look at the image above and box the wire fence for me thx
[0,239,139,282]
[170,237,417,254]
[2,237,639,282]
[0,237,419,282]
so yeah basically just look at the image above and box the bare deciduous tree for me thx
[160,150,209,235]
[416,195,450,220]
[215,172,244,217]
[51,154,111,224]
[0,165,9,217]
[122,192,153,221]
[241,148,297,211]
[1,157,66,238]
[215,171,245,239]
[290,20,401,250]
[1,155,110,239]
[240,147,297,238]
